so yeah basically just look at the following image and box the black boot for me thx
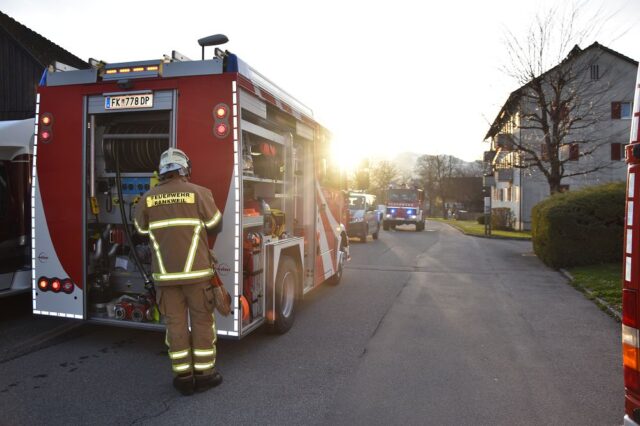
[173,374,195,396]
[194,369,223,392]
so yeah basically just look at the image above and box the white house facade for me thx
[484,43,637,230]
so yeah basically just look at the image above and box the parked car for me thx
[347,193,382,242]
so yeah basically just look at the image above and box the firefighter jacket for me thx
[134,176,222,286]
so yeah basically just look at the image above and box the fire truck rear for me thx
[31,36,349,338]
[623,65,640,425]
[382,187,425,231]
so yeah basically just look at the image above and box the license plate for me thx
[105,93,153,110]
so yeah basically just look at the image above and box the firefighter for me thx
[134,147,223,396]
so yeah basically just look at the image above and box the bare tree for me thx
[370,160,399,202]
[415,154,463,217]
[458,160,484,178]
[495,3,634,194]
[352,158,370,191]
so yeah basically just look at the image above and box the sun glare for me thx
[330,136,364,174]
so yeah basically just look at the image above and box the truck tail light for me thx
[50,278,62,293]
[215,123,228,136]
[38,277,49,291]
[625,289,638,328]
[37,277,74,294]
[39,113,53,143]
[623,324,640,392]
[213,103,230,138]
[62,279,75,294]
[215,105,228,119]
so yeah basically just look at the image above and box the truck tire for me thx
[328,245,346,286]
[361,226,368,243]
[416,221,424,231]
[383,221,389,231]
[268,256,298,334]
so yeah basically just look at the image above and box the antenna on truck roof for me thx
[197,34,229,60]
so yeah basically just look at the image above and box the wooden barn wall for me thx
[0,27,43,120]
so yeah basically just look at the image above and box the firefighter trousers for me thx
[157,280,217,376]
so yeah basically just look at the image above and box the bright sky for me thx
[3,0,639,168]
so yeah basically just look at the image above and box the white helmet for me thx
[159,148,190,176]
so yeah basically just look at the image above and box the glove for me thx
[211,274,231,317]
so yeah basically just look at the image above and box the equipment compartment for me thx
[85,108,173,327]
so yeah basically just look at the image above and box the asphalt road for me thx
[0,222,622,425]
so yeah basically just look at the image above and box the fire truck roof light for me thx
[102,60,162,81]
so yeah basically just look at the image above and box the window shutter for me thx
[611,143,622,161]
[569,143,579,161]
[612,102,621,119]
[541,144,549,161]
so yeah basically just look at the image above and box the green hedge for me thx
[492,207,514,230]
[531,182,625,268]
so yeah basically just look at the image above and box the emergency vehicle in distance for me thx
[32,35,349,338]
[622,65,640,426]
[382,186,426,231]
[0,119,33,298]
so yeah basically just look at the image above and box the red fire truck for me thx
[382,186,426,231]
[31,35,349,338]
[624,65,640,425]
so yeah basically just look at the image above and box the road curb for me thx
[559,268,622,322]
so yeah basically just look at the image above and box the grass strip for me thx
[566,263,622,313]
[429,218,531,239]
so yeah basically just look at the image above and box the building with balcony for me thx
[484,42,637,230]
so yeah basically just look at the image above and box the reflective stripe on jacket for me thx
[134,176,221,286]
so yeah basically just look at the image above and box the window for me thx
[612,102,632,119]
[569,143,580,161]
[540,143,549,161]
[590,64,599,80]
[493,187,503,202]
[560,143,580,161]
[611,143,626,161]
